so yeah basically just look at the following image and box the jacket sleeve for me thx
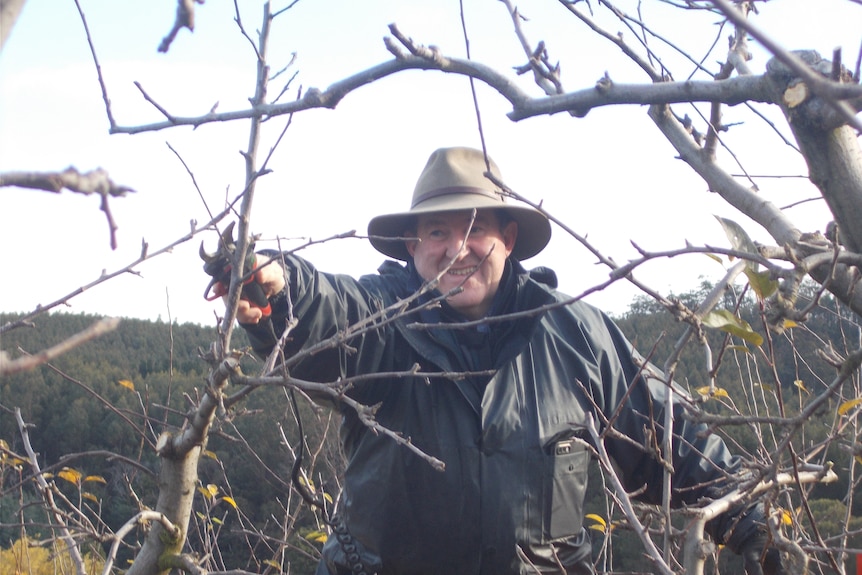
[581,305,758,545]
[241,252,392,387]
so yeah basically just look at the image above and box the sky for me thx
[1,0,860,328]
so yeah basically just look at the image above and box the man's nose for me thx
[445,232,469,259]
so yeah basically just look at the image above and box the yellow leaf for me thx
[324,492,334,504]
[203,450,219,461]
[856,456,862,466]
[0,439,8,450]
[304,530,328,543]
[585,514,606,529]
[196,511,206,521]
[117,379,136,391]
[696,386,729,399]
[838,397,862,416]
[793,380,809,395]
[82,492,100,503]
[588,524,607,533]
[212,517,223,525]
[58,467,82,485]
[782,319,798,329]
[220,496,238,509]
[84,475,107,484]
[780,509,793,526]
[263,560,281,569]
[197,484,219,500]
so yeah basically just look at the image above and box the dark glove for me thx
[739,534,786,575]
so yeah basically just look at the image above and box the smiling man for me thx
[233,147,784,575]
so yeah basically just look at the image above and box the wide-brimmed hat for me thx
[368,147,552,261]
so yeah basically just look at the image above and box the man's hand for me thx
[740,536,787,575]
[235,255,285,325]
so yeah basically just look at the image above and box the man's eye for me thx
[428,229,446,239]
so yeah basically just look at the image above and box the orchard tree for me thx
[1,1,861,574]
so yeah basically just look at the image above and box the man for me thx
[234,147,783,574]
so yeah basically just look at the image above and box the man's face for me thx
[406,209,518,320]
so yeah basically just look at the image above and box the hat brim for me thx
[368,195,552,261]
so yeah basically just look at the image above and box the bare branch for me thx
[0,317,121,376]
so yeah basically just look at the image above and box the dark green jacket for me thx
[245,255,750,575]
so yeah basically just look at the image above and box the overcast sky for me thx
[1,0,860,327]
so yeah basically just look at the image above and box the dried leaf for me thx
[220,496,238,509]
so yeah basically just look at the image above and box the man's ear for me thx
[502,221,518,256]
[405,233,417,258]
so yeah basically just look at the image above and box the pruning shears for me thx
[200,222,272,318]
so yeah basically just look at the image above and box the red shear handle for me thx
[204,266,272,318]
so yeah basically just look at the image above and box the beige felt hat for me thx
[368,147,551,261]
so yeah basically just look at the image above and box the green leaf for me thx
[715,216,759,271]
[702,309,764,346]
[744,268,778,300]
[728,345,752,354]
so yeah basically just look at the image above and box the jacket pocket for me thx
[544,438,589,540]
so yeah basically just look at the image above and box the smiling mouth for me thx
[448,265,479,276]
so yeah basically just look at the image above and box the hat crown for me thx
[411,147,506,209]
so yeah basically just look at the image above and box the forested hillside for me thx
[2,283,860,573]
